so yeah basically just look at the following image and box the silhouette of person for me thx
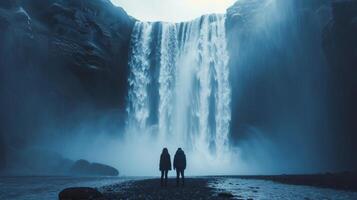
[173,148,186,186]
[159,148,171,186]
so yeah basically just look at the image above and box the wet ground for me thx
[102,177,357,200]
[102,178,217,200]
[1,176,357,199]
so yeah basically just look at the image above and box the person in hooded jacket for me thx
[159,148,171,186]
[173,148,186,186]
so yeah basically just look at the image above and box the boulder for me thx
[59,187,104,200]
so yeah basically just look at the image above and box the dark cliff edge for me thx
[226,0,356,172]
[0,0,135,173]
[322,0,357,170]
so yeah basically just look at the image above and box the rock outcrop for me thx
[70,159,119,176]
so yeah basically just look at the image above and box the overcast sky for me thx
[111,0,235,22]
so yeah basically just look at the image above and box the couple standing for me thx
[159,148,186,187]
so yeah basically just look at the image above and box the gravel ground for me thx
[100,178,226,200]
[98,175,357,200]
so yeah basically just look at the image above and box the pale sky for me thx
[111,0,236,22]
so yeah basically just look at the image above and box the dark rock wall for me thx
[226,0,334,171]
[226,0,357,172]
[323,0,357,170]
[0,0,135,170]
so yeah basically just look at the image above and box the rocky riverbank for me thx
[101,178,223,200]
[99,175,357,200]
[55,174,357,200]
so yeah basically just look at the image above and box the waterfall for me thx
[127,22,153,129]
[158,23,178,140]
[127,14,231,159]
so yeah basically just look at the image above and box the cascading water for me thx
[127,22,153,129]
[126,14,232,174]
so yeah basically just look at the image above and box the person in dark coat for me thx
[159,148,171,186]
[173,148,186,186]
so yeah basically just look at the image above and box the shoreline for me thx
[101,178,221,200]
[2,173,357,199]
[2,172,356,192]
[98,173,357,199]
[98,174,357,200]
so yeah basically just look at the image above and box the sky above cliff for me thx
[111,0,235,22]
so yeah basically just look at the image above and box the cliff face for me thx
[226,0,330,137]
[0,0,135,169]
[226,0,357,171]
[323,0,357,170]
[225,0,330,170]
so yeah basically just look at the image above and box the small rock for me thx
[59,187,104,200]
[218,192,234,198]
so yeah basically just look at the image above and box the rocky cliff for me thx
[323,0,357,170]
[226,0,330,138]
[226,0,357,171]
[0,0,135,171]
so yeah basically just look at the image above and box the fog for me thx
[41,125,242,176]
